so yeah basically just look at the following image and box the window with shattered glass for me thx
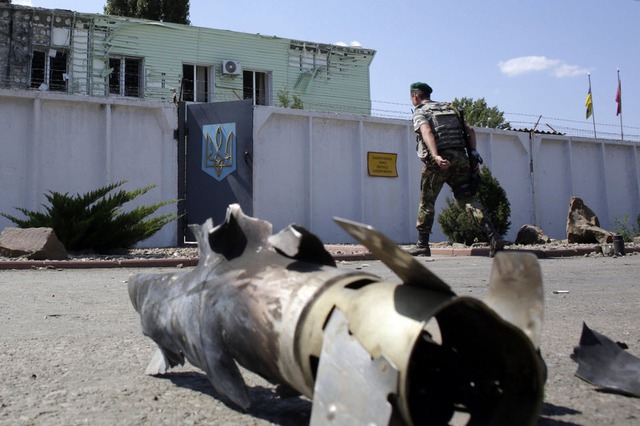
[30,49,68,92]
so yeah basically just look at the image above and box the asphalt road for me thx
[1,253,639,425]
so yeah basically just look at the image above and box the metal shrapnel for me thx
[128,204,546,425]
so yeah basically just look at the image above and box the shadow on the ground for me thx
[153,372,586,426]
[537,402,582,425]
[158,371,311,426]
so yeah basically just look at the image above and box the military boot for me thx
[407,233,431,257]
[481,220,505,258]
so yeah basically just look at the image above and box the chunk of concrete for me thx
[0,227,67,260]
[566,197,614,244]
[515,224,551,245]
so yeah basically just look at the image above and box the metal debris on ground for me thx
[571,322,640,398]
[128,204,547,425]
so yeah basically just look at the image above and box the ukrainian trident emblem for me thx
[202,123,236,181]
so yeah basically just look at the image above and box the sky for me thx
[14,0,640,140]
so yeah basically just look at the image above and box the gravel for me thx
[1,239,638,263]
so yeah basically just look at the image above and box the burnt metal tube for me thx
[299,283,544,425]
[128,204,545,425]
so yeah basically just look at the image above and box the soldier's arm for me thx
[466,125,482,173]
[420,123,450,169]
[467,125,477,149]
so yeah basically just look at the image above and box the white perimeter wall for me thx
[253,107,640,244]
[0,89,178,248]
[2,96,638,248]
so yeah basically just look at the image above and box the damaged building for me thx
[0,3,375,112]
[2,4,637,248]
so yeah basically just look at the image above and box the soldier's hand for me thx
[434,155,450,170]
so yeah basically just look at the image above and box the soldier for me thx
[408,82,504,257]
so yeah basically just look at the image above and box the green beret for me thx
[410,82,432,95]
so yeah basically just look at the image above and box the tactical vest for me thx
[417,102,467,151]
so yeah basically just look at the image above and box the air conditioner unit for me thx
[222,60,241,76]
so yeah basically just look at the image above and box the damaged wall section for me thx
[0,7,97,94]
[288,41,375,115]
[0,4,376,115]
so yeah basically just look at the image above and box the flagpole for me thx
[617,69,624,141]
[587,73,597,138]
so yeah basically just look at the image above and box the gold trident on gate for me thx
[204,126,234,177]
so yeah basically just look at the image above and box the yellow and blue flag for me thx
[585,86,593,119]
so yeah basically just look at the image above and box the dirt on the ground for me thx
[1,249,640,425]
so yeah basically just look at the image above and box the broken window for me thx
[30,49,68,92]
[109,57,142,97]
[182,64,212,102]
[243,70,270,106]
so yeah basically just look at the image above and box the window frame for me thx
[242,70,272,106]
[30,48,68,92]
[108,56,144,98]
[181,64,214,102]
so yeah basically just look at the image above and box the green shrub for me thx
[437,166,511,245]
[276,89,304,109]
[612,214,640,242]
[1,180,178,252]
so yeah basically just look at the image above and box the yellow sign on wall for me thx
[367,151,398,177]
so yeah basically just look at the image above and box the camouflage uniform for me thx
[412,101,500,251]
[416,148,486,236]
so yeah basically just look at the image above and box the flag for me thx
[615,78,622,116]
[585,86,593,119]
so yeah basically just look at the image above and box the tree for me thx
[452,97,510,129]
[162,0,190,25]
[104,0,136,17]
[136,0,162,21]
[104,0,190,25]
[0,0,12,4]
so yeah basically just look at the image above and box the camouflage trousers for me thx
[416,149,487,235]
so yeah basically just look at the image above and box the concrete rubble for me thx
[566,196,615,244]
[515,224,551,245]
[0,227,67,260]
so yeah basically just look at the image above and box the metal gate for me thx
[178,100,254,242]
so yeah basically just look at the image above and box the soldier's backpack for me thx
[419,102,467,151]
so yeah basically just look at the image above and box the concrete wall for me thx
[531,134,640,240]
[2,93,638,248]
[0,89,178,248]
[252,107,640,244]
[252,108,417,243]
